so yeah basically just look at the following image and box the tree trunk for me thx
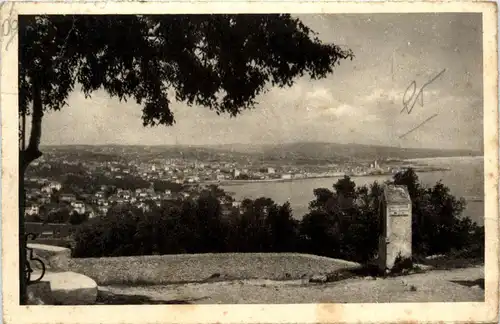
[19,164,26,305]
[19,78,44,304]
[20,79,44,170]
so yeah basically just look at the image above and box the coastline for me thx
[198,155,485,187]
[404,155,484,162]
[202,167,452,186]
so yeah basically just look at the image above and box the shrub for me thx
[391,254,414,275]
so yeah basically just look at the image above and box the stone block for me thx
[309,274,328,283]
[41,271,98,305]
[28,243,71,271]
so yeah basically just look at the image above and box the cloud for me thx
[363,88,400,104]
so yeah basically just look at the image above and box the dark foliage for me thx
[73,169,484,263]
[391,254,414,275]
[301,177,381,262]
[68,211,89,225]
[153,180,184,193]
[19,15,353,120]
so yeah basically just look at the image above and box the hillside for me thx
[252,142,482,162]
[41,142,482,164]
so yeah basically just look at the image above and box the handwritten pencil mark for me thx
[401,69,446,114]
[1,2,18,51]
[399,113,439,139]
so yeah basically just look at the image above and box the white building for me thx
[25,205,39,216]
[95,191,105,199]
[41,186,52,194]
[60,194,76,203]
[42,181,62,193]
[71,201,86,214]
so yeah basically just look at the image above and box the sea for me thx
[222,156,486,226]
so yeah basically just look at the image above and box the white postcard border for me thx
[1,2,498,323]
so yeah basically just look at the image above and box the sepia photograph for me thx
[1,1,498,324]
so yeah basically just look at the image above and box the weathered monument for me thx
[378,185,412,272]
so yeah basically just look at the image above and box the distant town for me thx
[22,144,463,225]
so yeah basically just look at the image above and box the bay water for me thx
[222,156,485,226]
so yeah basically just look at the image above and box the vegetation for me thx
[72,169,484,265]
[26,206,90,225]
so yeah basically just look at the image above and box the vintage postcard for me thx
[1,1,498,323]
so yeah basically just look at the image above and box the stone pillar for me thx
[378,185,412,273]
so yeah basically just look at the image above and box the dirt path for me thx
[99,266,484,304]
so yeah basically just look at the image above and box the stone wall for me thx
[28,244,362,286]
[68,253,362,285]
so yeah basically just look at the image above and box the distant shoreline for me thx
[204,168,451,186]
[404,155,484,162]
[205,175,351,186]
[203,157,486,186]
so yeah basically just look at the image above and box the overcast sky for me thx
[40,13,483,150]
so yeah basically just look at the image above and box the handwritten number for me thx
[401,69,446,115]
[1,3,18,51]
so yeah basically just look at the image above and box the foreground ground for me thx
[97,266,484,304]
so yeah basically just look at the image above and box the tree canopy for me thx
[18,14,354,169]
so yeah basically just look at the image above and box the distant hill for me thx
[207,142,482,162]
[41,142,482,164]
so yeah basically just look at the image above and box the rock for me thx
[471,285,483,290]
[363,276,375,280]
[309,274,328,283]
[414,263,433,271]
[42,271,98,305]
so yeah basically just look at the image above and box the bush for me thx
[391,254,414,275]
[300,179,381,262]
